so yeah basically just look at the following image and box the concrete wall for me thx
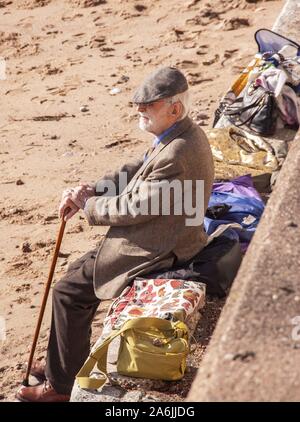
[187,0,300,402]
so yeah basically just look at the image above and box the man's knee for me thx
[67,250,97,274]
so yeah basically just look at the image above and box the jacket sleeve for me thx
[84,154,185,226]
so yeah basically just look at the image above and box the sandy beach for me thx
[0,0,284,401]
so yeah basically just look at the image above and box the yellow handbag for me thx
[76,317,189,390]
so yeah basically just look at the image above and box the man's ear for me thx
[172,102,182,117]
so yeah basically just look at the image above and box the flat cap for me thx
[133,66,188,104]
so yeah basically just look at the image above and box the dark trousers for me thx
[45,250,100,395]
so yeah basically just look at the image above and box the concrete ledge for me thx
[187,0,300,402]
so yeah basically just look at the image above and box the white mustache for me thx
[139,113,149,119]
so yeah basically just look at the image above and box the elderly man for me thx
[17,67,214,402]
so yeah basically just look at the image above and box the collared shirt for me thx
[143,122,178,162]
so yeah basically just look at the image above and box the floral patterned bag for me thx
[76,279,206,389]
[100,278,206,340]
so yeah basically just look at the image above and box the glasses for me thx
[135,98,176,108]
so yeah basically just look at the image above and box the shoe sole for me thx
[15,394,30,402]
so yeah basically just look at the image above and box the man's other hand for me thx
[59,183,96,221]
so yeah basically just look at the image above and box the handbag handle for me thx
[229,99,265,128]
[76,317,188,389]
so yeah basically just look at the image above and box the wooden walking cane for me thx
[22,213,68,386]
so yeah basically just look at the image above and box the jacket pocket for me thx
[118,240,160,258]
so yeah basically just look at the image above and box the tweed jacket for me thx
[84,116,214,299]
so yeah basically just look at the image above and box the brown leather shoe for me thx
[30,361,46,382]
[16,381,70,402]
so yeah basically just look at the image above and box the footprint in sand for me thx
[68,0,106,8]
[187,71,213,86]
[176,59,198,69]
[89,34,106,49]
[221,17,251,31]
[16,0,51,10]
[186,7,222,27]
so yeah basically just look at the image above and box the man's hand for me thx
[59,183,96,221]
